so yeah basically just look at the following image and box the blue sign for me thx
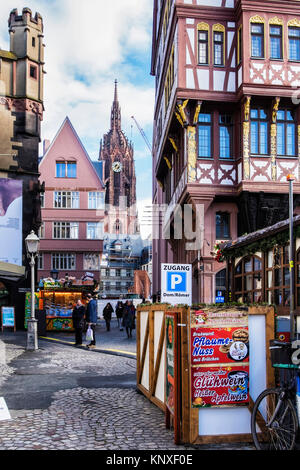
[216,296,225,304]
[161,263,192,306]
[167,271,187,292]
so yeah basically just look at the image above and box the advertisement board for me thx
[161,263,192,306]
[190,309,249,408]
[165,313,177,415]
[1,306,15,331]
[0,178,23,266]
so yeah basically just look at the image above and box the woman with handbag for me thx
[122,300,136,338]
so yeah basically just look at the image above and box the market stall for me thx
[137,303,276,445]
[37,277,95,331]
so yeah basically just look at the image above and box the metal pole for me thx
[289,176,295,341]
[27,253,38,350]
[30,255,35,320]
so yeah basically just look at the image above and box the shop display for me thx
[43,290,83,331]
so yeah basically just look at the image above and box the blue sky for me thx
[0,0,154,237]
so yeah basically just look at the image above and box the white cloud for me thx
[0,1,155,201]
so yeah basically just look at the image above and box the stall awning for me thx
[0,261,25,282]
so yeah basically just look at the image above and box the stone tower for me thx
[0,8,45,328]
[99,80,138,234]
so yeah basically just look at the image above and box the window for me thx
[238,26,243,64]
[54,191,79,209]
[198,113,212,158]
[38,222,45,239]
[198,30,209,65]
[88,192,104,210]
[250,108,269,155]
[40,192,45,208]
[216,269,226,301]
[251,23,264,58]
[277,109,296,156]
[51,253,76,271]
[234,256,262,303]
[270,25,282,60]
[219,115,233,159]
[56,161,77,178]
[30,65,37,79]
[214,31,224,66]
[86,222,103,240]
[53,222,79,239]
[37,253,44,270]
[114,219,122,233]
[216,212,230,239]
[83,253,100,271]
[32,37,36,47]
[266,245,290,307]
[164,46,175,113]
[289,27,300,61]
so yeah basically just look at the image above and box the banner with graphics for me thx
[165,313,177,415]
[190,308,249,408]
[0,178,23,266]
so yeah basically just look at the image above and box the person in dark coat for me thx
[103,302,113,331]
[85,293,98,348]
[122,300,136,338]
[116,301,124,330]
[72,299,86,346]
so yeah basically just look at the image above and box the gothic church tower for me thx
[99,80,138,234]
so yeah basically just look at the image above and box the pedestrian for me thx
[103,302,113,331]
[72,299,86,347]
[85,293,98,348]
[116,301,124,330]
[122,300,136,338]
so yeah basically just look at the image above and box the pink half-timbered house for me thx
[151,0,300,303]
[38,117,105,284]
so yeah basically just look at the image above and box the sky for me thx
[0,0,154,238]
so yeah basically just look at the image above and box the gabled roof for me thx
[39,116,104,188]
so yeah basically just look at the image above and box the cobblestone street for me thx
[0,321,256,452]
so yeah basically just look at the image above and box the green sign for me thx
[24,292,39,329]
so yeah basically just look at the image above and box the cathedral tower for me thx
[99,80,138,234]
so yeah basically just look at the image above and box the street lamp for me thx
[287,174,295,341]
[25,230,40,351]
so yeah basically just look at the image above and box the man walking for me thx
[86,293,98,348]
[72,298,86,347]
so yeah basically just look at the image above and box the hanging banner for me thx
[166,313,177,415]
[0,178,23,266]
[190,309,249,408]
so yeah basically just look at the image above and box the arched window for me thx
[234,255,262,303]
[114,219,122,233]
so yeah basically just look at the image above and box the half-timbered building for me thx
[151,0,300,303]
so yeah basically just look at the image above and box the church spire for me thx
[111,79,121,131]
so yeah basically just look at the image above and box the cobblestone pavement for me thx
[0,329,256,452]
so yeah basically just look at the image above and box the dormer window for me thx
[56,161,77,178]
